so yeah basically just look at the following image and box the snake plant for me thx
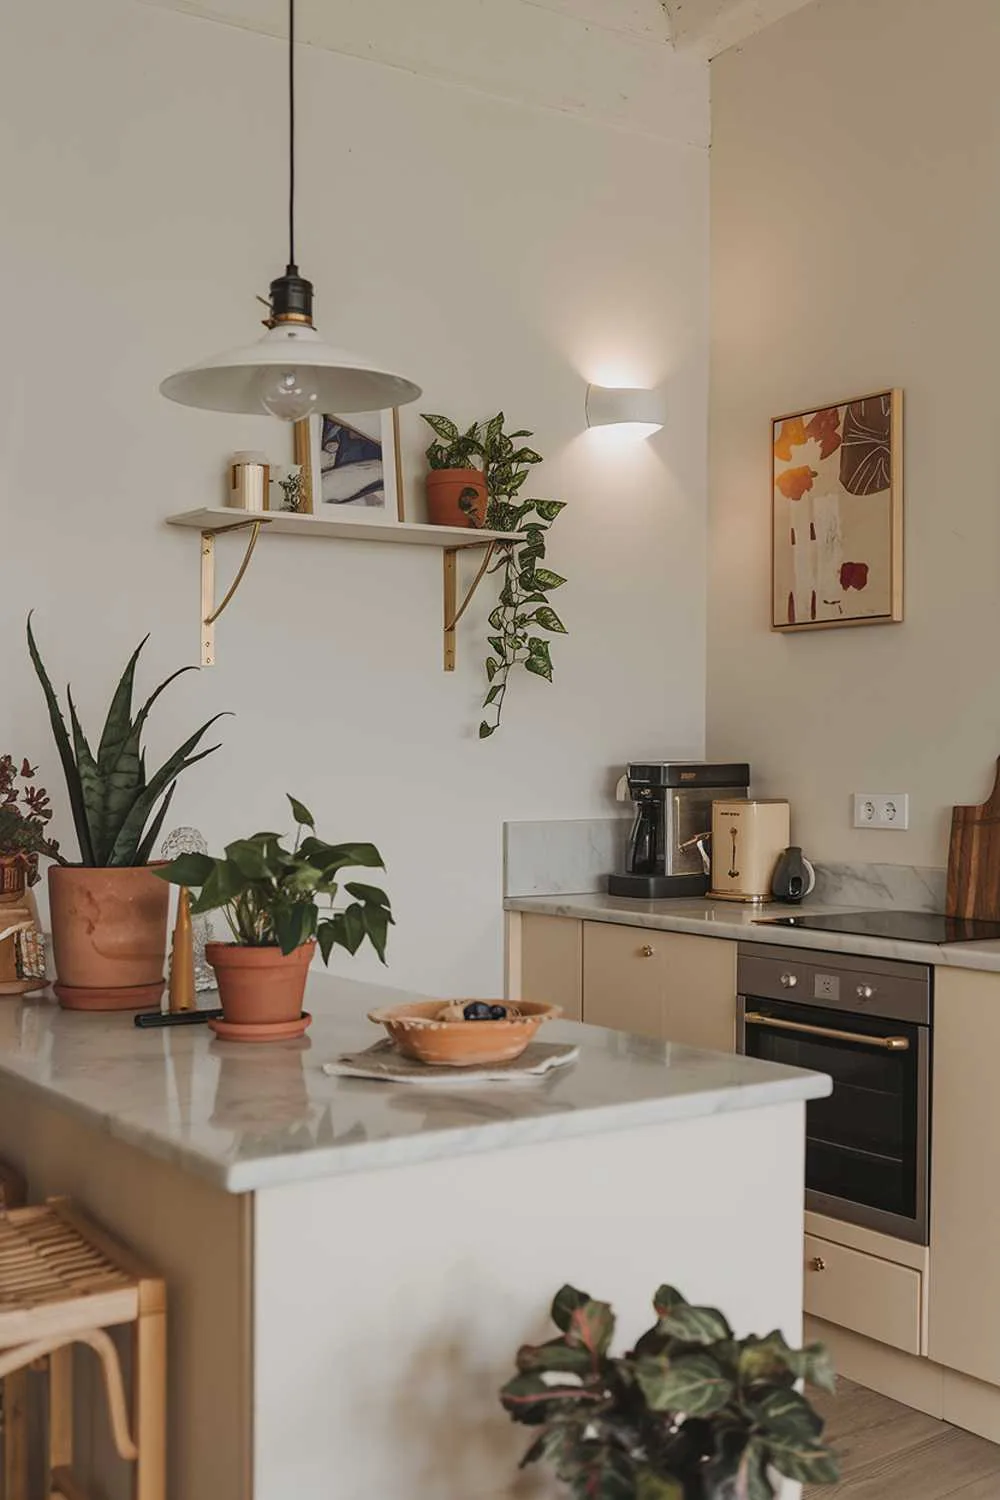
[26,615,225,868]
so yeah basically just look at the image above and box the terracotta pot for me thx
[425,468,488,528]
[49,864,169,1011]
[206,940,314,1028]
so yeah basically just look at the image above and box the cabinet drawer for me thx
[804,1233,922,1355]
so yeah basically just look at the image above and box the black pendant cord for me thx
[288,0,296,270]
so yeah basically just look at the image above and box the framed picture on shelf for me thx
[293,409,404,522]
[771,389,903,631]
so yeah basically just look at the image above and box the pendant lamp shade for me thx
[159,322,422,417]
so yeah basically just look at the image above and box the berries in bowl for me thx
[366,999,562,1067]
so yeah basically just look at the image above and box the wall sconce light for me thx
[585,385,666,437]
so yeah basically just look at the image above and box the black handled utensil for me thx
[134,1009,223,1029]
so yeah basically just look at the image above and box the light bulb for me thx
[254,365,320,422]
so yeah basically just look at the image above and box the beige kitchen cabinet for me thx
[582,922,737,1050]
[928,966,1000,1385]
[518,913,582,1020]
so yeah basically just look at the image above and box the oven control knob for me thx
[856,984,875,1000]
[810,1256,827,1273]
[779,973,798,988]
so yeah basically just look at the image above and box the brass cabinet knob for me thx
[810,1256,827,1273]
[640,944,655,958]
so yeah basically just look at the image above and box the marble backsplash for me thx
[504,818,947,911]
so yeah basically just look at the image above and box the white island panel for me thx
[255,1103,807,1500]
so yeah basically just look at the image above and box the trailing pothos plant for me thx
[157,795,392,964]
[421,412,567,737]
[500,1282,839,1500]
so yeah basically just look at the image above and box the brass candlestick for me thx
[168,889,196,1013]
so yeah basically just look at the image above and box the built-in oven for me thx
[737,944,931,1245]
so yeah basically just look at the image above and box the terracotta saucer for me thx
[207,1011,312,1044]
[54,981,164,1012]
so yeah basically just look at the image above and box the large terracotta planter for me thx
[49,864,169,1011]
[425,468,488,528]
[206,940,314,1031]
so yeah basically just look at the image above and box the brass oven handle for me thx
[744,1013,910,1051]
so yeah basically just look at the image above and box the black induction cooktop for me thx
[757,910,1000,945]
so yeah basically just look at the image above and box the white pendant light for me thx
[160,0,420,420]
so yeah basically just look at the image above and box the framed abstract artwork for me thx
[771,390,903,631]
[293,409,404,522]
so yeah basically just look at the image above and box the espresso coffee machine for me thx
[608,762,751,900]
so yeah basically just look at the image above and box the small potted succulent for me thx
[157,795,391,1040]
[27,616,224,1011]
[422,414,490,527]
[0,756,60,899]
[501,1281,839,1499]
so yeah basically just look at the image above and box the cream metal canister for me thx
[710,800,790,903]
[229,451,271,511]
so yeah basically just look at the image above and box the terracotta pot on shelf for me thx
[206,940,314,1039]
[0,856,27,903]
[425,468,488,529]
[49,864,169,1011]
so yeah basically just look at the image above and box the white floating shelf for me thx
[166,507,521,550]
[165,508,521,671]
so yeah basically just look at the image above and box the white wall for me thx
[708,0,1000,869]
[0,0,710,993]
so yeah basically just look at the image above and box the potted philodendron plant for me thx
[501,1282,839,1500]
[157,795,391,1041]
[422,415,490,528]
[27,616,224,1011]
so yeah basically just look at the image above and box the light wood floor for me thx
[808,1378,1000,1498]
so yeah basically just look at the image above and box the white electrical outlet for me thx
[853,794,910,830]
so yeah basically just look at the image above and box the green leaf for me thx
[525,654,553,682]
[361,903,392,963]
[739,1333,835,1395]
[500,1372,598,1425]
[530,567,567,590]
[730,1439,775,1500]
[515,1339,596,1377]
[656,1302,733,1347]
[225,838,273,880]
[653,1286,687,1318]
[485,658,499,682]
[421,413,459,443]
[636,1477,683,1500]
[156,852,215,888]
[512,447,544,465]
[189,856,244,914]
[488,635,504,656]
[552,1285,592,1333]
[67,689,104,861]
[26,613,95,865]
[484,684,502,705]
[488,607,505,631]
[94,636,146,776]
[634,1353,734,1416]
[763,1434,840,1484]
[479,721,495,738]
[566,1299,615,1359]
[299,839,385,876]
[534,499,567,521]
[344,881,391,908]
[135,783,177,866]
[340,902,366,954]
[531,606,567,634]
[752,1387,823,1442]
[287,795,315,830]
[107,719,225,865]
[274,901,313,956]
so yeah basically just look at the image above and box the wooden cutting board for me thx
[947,758,1000,919]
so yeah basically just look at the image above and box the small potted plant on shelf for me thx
[501,1281,839,1500]
[0,756,60,899]
[422,414,490,527]
[157,795,392,1042]
[27,615,225,1012]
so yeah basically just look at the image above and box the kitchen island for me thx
[0,974,829,1500]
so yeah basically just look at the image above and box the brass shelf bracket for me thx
[200,517,272,667]
[443,540,502,672]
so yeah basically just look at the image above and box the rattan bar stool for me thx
[0,1197,165,1500]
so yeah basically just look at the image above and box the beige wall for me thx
[707,0,1000,868]
[0,0,710,995]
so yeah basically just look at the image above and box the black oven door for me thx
[739,997,929,1244]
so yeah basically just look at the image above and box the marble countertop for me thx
[505,893,1000,971]
[0,974,828,1194]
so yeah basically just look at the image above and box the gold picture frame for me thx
[771,389,903,632]
[293,409,405,521]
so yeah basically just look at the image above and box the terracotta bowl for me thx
[367,1000,562,1067]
